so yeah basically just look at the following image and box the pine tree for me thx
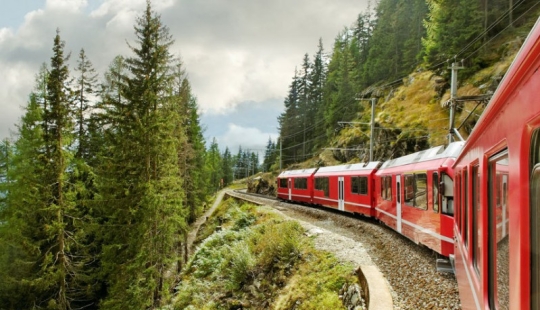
[42,29,77,309]
[0,94,47,308]
[206,138,222,193]
[423,0,483,77]
[0,30,84,307]
[221,147,234,186]
[73,48,98,159]
[322,31,357,140]
[310,39,328,152]
[278,70,302,165]
[263,137,275,172]
[172,66,206,223]
[98,1,187,307]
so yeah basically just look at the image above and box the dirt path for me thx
[186,190,225,257]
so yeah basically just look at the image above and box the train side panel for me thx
[375,143,462,256]
[452,17,540,310]
[313,162,380,217]
[276,168,317,203]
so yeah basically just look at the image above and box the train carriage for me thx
[452,17,540,310]
[374,142,463,257]
[276,168,317,203]
[312,162,381,217]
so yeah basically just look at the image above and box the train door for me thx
[338,176,345,211]
[396,175,402,233]
[288,178,292,200]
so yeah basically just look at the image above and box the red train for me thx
[278,18,540,309]
[451,17,540,310]
[276,141,463,258]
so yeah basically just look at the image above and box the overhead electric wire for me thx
[278,2,537,157]
[463,2,540,62]
[455,0,528,59]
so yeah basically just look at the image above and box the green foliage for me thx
[174,198,352,309]
[273,251,354,310]
[423,0,483,78]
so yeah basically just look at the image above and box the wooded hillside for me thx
[275,0,540,167]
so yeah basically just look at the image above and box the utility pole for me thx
[448,61,464,144]
[370,98,376,162]
[279,138,282,172]
[351,97,377,162]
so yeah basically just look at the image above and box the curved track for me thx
[231,190,461,309]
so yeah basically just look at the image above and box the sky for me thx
[0,0,369,158]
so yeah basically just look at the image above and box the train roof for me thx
[277,168,318,178]
[315,161,381,174]
[380,141,464,169]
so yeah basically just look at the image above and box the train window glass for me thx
[433,172,439,213]
[456,174,461,231]
[404,173,427,210]
[315,177,329,197]
[488,152,509,310]
[404,174,415,205]
[472,165,481,276]
[360,177,368,195]
[386,176,392,200]
[464,169,469,248]
[415,173,428,210]
[351,176,368,195]
[441,173,455,216]
[352,177,359,193]
[381,176,392,200]
[294,178,308,190]
[279,178,288,188]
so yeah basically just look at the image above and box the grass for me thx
[172,198,357,309]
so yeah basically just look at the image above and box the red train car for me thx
[312,162,381,217]
[452,17,540,310]
[374,142,463,257]
[276,168,317,203]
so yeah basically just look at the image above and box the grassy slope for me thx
[172,198,357,309]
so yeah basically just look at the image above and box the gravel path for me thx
[186,191,225,257]
[229,191,461,310]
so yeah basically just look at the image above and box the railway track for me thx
[229,190,460,310]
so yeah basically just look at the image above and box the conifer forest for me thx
[0,0,539,308]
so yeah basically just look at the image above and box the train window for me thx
[351,176,368,195]
[404,174,415,205]
[381,176,392,200]
[464,168,469,248]
[441,173,455,216]
[432,172,439,213]
[416,173,428,210]
[315,177,329,197]
[455,173,463,232]
[531,129,540,310]
[404,173,427,210]
[279,178,288,188]
[294,178,308,190]
[488,151,509,310]
[472,165,481,276]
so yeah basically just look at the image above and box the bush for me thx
[250,220,304,271]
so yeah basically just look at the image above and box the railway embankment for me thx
[227,190,460,309]
[174,190,364,309]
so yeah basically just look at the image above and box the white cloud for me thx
[219,123,279,158]
[0,0,370,144]
[46,0,87,12]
